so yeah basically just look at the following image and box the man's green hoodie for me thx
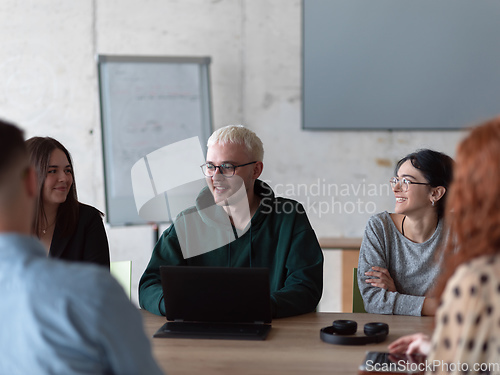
[139,180,323,318]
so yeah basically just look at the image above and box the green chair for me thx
[110,260,132,300]
[352,268,366,313]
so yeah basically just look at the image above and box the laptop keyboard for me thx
[155,321,271,340]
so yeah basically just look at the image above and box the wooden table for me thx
[141,310,433,375]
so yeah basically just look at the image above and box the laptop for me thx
[153,266,272,340]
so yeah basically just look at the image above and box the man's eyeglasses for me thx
[201,161,257,177]
[390,177,431,192]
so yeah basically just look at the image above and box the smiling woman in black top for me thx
[26,137,110,267]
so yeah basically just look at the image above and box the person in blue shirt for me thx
[0,119,163,375]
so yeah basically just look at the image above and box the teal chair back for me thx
[352,268,366,313]
[110,260,132,300]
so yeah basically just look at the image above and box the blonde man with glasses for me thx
[139,125,323,318]
[357,149,453,316]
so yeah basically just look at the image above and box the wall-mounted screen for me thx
[303,0,500,130]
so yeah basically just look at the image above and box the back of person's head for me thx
[434,116,500,297]
[395,149,454,219]
[25,137,79,236]
[207,125,264,162]
[447,117,500,257]
[0,120,29,208]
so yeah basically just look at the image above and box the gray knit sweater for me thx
[357,211,444,316]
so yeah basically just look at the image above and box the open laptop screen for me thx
[160,266,272,324]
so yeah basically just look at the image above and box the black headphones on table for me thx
[320,320,389,345]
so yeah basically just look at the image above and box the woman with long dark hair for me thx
[389,117,500,373]
[26,137,109,267]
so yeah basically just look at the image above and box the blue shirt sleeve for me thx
[78,270,164,375]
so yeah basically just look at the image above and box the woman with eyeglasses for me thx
[357,149,453,316]
[26,137,110,267]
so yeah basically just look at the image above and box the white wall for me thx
[0,0,466,309]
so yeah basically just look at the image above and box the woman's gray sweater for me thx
[357,211,445,316]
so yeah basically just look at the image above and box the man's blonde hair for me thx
[207,125,264,161]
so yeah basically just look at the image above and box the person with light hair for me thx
[139,125,324,318]
[0,119,163,374]
[207,124,265,161]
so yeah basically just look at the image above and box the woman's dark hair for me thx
[395,149,454,220]
[25,137,79,238]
